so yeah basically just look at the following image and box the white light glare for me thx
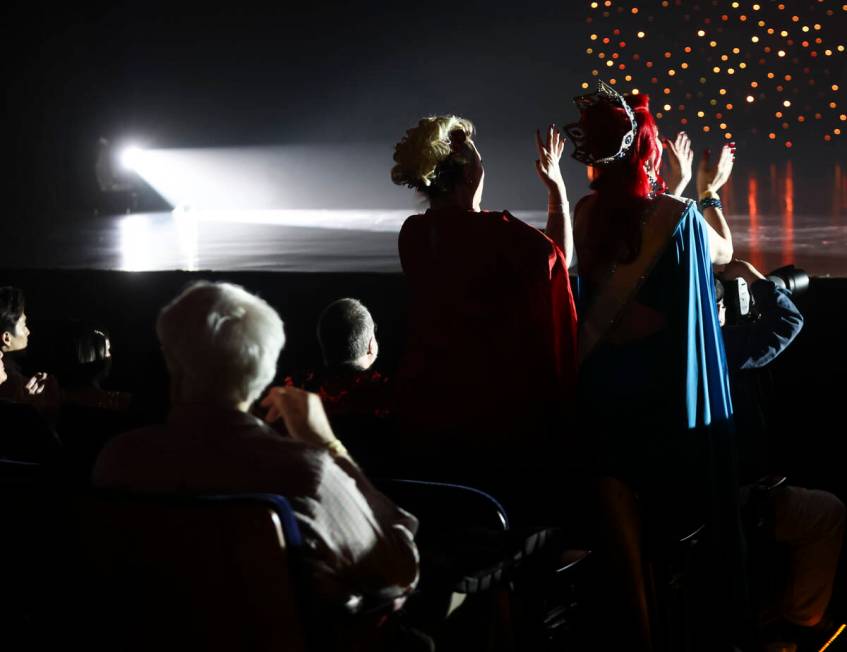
[120,146,144,171]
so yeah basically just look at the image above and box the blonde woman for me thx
[390,116,577,484]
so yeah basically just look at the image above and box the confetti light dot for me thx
[728,68,735,75]
[713,66,722,73]
[726,103,734,110]
[724,133,733,140]
[777,50,786,57]
[739,62,747,69]
[751,36,760,43]
[664,104,672,111]
[769,133,777,139]
[720,122,727,129]
[703,126,711,132]
[668,69,676,76]
[802,25,810,32]
[780,30,789,37]
[697,30,706,37]
[710,40,718,47]
[785,141,792,148]
[835,128,843,135]
[581,82,590,89]
[697,110,705,118]
[831,102,838,109]
[825,134,832,141]
[632,88,640,94]
[783,100,792,107]
[719,88,727,95]
[637,31,645,38]
[776,111,784,118]
[840,114,847,121]
[751,81,759,88]
[606,60,614,67]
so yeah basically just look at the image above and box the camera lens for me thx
[766,265,809,296]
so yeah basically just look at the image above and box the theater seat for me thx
[76,492,305,652]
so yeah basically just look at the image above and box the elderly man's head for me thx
[317,298,378,370]
[157,282,285,408]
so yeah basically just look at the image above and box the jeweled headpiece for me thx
[563,80,638,167]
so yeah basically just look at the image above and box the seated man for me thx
[93,282,419,616]
[307,297,389,419]
[718,259,845,645]
[0,286,58,406]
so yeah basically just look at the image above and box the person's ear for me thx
[367,335,376,356]
[1,330,11,349]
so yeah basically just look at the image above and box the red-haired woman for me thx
[564,82,741,649]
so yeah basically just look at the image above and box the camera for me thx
[765,265,810,296]
[717,277,752,324]
[716,264,809,326]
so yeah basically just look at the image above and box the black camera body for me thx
[723,277,752,324]
[717,264,808,326]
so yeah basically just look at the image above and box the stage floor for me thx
[8,208,847,277]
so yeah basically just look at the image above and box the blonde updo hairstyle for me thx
[391,115,476,198]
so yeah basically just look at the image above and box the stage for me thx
[9,207,847,277]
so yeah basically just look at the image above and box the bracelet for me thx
[699,197,723,211]
[325,438,349,458]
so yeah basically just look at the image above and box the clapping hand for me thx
[663,131,694,196]
[535,125,568,200]
[697,142,736,196]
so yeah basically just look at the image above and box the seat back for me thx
[77,491,305,652]
[377,478,509,534]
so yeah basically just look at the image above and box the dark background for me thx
[5,1,845,226]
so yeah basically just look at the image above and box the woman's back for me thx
[397,207,574,436]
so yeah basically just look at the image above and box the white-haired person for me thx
[93,282,420,643]
[389,116,578,493]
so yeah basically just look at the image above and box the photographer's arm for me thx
[724,280,804,370]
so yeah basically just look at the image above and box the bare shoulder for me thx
[657,193,693,212]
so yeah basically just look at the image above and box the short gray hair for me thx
[317,298,374,367]
[156,281,285,405]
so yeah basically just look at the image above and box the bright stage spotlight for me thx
[119,146,144,171]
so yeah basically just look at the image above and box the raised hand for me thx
[697,142,736,196]
[261,385,337,448]
[535,125,568,200]
[663,131,694,196]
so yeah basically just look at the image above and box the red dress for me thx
[396,207,577,438]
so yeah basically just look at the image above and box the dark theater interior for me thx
[2,1,847,650]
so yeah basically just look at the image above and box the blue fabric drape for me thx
[674,201,734,428]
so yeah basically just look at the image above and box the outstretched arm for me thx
[535,125,573,266]
[696,143,735,264]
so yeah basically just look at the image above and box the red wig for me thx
[580,92,667,268]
